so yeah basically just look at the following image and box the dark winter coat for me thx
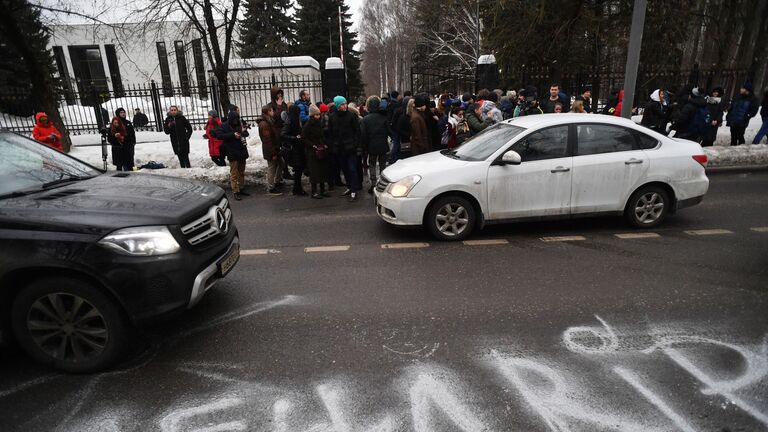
[760,92,768,118]
[268,86,289,129]
[540,94,570,113]
[163,113,193,155]
[360,99,390,156]
[641,94,668,134]
[257,115,281,160]
[108,113,136,167]
[702,96,725,144]
[581,96,593,113]
[132,112,149,127]
[409,109,430,155]
[281,114,305,168]
[387,99,401,128]
[302,117,328,184]
[726,93,760,128]
[467,111,492,135]
[214,112,249,161]
[328,109,361,155]
[673,96,707,139]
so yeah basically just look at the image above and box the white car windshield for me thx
[0,132,101,198]
[445,124,526,161]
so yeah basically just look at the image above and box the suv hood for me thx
[383,151,474,182]
[0,172,224,235]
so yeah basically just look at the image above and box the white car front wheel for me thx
[426,196,476,241]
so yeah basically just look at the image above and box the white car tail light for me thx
[692,154,708,168]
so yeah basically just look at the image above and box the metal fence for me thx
[411,67,476,97]
[0,74,323,135]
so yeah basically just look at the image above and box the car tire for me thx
[11,277,127,373]
[426,195,476,241]
[625,185,670,228]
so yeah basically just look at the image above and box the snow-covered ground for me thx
[58,114,768,185]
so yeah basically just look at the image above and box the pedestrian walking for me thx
[360,96,389,193]
[281,104,308,196]
[257,105,284,195]
[328,96,362,201]
[752,90,768,144]
[303,104,330,199]
[410,95,431,156]
[132,108,149,128]
[31,112,63,150]
[702,87,725,147]
[726,83,759,146]
[163,105,193,168]
[108,108,136,171]
[215,111,250,200]
[640,89,669,135]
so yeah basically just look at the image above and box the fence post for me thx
[150,81,163,132]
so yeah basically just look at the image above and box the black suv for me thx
[0,132,240,372]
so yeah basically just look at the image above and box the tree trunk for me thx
[214,68,231,114]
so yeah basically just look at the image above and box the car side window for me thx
[576,124,636,156]
[635,132,660,150]
[509,126,569,162]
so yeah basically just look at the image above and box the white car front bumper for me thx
[374,189,427,226]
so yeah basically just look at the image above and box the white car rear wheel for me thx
[626,186,669,228]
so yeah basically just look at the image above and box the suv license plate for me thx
[218,243,240,276]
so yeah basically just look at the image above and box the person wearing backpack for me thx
[701,87,725,147]
[726,83,760,145]
[673,88,707,142]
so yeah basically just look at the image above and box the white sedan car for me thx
[374,114,709,241]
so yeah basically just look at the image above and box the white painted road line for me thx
[304,245,351,253]
[241,249,280,256]
[463,239,509,246]
[750,227,768,232]
[684,229,734,236]
[614,232,661,239]
[540,236,587,242]
[381,242,430,249]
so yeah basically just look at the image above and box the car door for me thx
[570,123,650,214]
[487,125,572,219]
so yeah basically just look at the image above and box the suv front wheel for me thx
[11,277,127,373]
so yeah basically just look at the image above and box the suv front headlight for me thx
[99,226,181,256]
[386,175,422,198]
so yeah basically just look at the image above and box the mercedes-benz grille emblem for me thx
[210,207,228,235]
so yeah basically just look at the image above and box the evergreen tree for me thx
[239,0,296,58]
[294,0,363,97]
[0,0,71,151]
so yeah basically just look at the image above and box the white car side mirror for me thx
[501,150,522,165]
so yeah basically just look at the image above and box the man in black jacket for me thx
[361,97,390,193]
[132,108,149,128]
[328,96,361,201]
[214,111,250,200]
[640,89,669,134]
[673,88,708,142]
[163,105,193,168]
[702,87,725,147]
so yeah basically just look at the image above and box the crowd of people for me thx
[28,81,768,202]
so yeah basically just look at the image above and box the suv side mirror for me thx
[501,150,522,165]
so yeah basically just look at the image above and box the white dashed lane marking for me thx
[304,245,351,253]
[381,242,430,249]
[540,236,587,242]
[684,229,734,236]
[750,227,768,232]
[241,249,281,256]
[614,232,661,239]
[463,239,509,246]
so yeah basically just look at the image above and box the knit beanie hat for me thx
[414,95,427,108]
[208,110,219,117]
[333,95,347,106]
[319,103,329,113]
[309,104,321,116]
[743,82,753,93]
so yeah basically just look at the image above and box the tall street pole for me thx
[621,0,647,119]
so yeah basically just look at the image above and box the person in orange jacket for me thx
[32,112,63,150]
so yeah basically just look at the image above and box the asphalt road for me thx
[1,171,767,432]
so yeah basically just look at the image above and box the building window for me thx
[156,42,173,96]
[191,39,207,98]
[68,45,109,105]
[104,45,124,97]
[174,41,190,97]
[52,46,74,103]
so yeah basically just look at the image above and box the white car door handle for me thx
[625,159,643,165]
[550,167,570,173]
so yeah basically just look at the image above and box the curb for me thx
[706,165,768,174]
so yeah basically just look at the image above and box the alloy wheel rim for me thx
[436,203,469,236]
[634,192,664,224]
[27,293,109,363]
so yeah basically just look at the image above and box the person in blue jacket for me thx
[726,83,759,146]
[296,89,312,125]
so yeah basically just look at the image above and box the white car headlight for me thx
[386,175,422,198]
[99,226,181,256]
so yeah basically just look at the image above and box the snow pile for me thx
[70,132,267,185]
[59,95,213,128]
[704,144,768,167]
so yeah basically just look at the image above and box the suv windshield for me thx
[0,132,101,198]
[445,123,526,161]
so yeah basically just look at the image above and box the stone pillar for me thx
[476,54,499,91]
[323,57,346,102]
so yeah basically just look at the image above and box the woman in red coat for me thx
[205,110,226,166]
[32,112,63,150]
